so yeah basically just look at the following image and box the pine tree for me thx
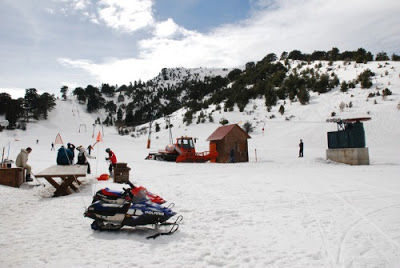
[60,86,68,100]
[340,81,349,92]
[117,108,123,122]
[279,105,285,115]
[125,109,134,126]
[358,69,374,89]
[375,51,389,61]
[297,87,310,105]
[243,121,253,133]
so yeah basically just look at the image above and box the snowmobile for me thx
[84,197,182,239]
[85,185,181,239]
[92,181,166,205]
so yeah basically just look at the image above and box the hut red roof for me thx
[206,124,251,141]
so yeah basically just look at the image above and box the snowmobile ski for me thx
[146,215,183,239]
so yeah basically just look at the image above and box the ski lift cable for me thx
[91,131,104,197]
[93,142,100,197]
[264,120,327,124]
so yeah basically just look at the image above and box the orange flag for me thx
[55,133,64,145]
[96,131,102,142]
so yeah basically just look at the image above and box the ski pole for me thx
[30,172,45,187]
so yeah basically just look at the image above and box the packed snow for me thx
[1,61,400,267]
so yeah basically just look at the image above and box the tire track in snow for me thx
[329,178,400,266]
[296,176,336,268]
[294,175,400,268]
[328,188,400,266]
[336,203,400,266]
[339,177,400,196]
[311,176,400,266]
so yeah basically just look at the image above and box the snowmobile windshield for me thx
[131,187,148,201]
[136,189,147,200]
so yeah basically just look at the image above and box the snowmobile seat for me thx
[101,187,122,197]
[91,201,131,216]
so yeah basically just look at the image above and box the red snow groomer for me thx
[145,136,218,163]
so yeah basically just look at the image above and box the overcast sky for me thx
[1,0,399,98]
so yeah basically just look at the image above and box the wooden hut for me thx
[206,124,251,163]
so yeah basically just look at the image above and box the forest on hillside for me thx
[0,88,56,130]
[1,47,398,131]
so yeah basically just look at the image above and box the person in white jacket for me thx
[16,147,32,181]
[76,146,96,174]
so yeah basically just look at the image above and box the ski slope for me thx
[0,61,400,267]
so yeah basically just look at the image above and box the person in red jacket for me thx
[105,148,117,177]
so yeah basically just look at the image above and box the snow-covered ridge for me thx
[151,66,233,86]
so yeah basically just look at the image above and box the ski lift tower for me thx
[326,117,371,165]
[165,115,173,145]
[147,117,153,149]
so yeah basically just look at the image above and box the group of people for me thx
[55,143,95,174]
[15,144,117,182]
[16,138,302,182]
[55,143,117,175]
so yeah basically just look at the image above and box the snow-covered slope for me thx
[151,67,233,86]
[0,61,399,268]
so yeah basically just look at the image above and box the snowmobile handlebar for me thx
[126,181,135,189]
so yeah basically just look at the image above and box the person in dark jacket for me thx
[299,139,304,157]
[87,145,93,155]
[57,146,73,165]
[67,143,76,162]
[229,148,235,163]
[105,148,117,177]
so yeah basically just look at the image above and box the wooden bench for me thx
[0,167,25,188]
[35,165,87,197]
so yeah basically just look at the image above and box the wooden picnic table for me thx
[35,165,87,197]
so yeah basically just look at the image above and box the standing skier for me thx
[76,146,96,174]
[105,148,117,177]
[299,139,304,157]
[87,144,93,155]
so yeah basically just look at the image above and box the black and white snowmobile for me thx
[92,181,166,205]
[84,188,182,239]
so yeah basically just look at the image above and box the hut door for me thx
[209,142,217,163]
[239,142,246,152]
[239,142,247,162]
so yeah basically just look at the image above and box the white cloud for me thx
[58,57,160,86]
[57,0,400,87]
[44,8,55,14]
[0,88,26,99]
[97,0,154,32]
[153,18,182,38]
[73,0,89,10]
[57,0,155,33]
